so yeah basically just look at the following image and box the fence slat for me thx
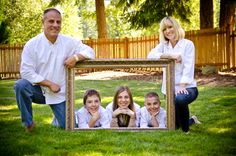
[0,28,235,79]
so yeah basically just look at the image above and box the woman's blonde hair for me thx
[159,16,185,43]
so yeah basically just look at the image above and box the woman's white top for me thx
[147,39,197,94]
[75,105,110,128]
[140,106,166,128]
[106,102,141,127]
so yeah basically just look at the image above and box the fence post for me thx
[231,31,236,68]
[124,37,129,58]
[226,25,231,70]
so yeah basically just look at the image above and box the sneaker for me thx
[26,122,35,133]
[184,131,190,134]
[191,115,201,124]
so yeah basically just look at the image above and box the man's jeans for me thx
[14,79,65,129]
[175,87,198,132]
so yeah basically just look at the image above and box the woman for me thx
[106,86,140,127]
[147,16,201,133]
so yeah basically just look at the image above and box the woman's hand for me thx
[112,108,123,117]
[172,54,182,63]
[112,108,135,119]
[161,53,182,63]
[176,84,189,95]
[124,108,135,119]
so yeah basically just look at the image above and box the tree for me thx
[95,0,108,38]
[219,0,236,31]
[1,0,45,43]
[50,0,108,38]
[116,0,192,29]
[0,21,10,44]
[200,0,213,29]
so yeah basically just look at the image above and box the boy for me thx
[140,92,166,128]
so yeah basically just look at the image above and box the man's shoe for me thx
[191,116,201,124]
[26,122,35,133]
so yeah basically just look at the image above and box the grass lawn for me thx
[0,78,236,156]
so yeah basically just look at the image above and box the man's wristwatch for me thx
[73,54,79,62]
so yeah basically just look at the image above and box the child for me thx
[140,92,166,128]
[75,89,110,128]
[52,89,110,128]
[106,86,140,127]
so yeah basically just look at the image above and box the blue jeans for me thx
[14,79,65,129]
[175,87,198,132]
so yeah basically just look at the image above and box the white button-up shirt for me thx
[147,39,197,94]
[106,102,141,127]
[140,106,166,128]
[20,33,95,104]
[75,106,110,128]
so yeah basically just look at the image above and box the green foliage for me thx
[0,0,48,44]
[56,1,83,37]
[0,21,10,44]
[77,0,98,39]
[116,0,193,29]
[0,78,236,155]
[0,0,223,42]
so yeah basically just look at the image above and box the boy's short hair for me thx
[145,92,160,102]
[83,89,101,105]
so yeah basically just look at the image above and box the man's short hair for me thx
[43,8,61,16]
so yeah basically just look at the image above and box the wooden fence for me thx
[0,28,235,79]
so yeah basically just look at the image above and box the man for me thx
[14,8,95,132]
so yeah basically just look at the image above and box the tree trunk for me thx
[200,0,213,29]
[219,0,236,32]
[95,0,108,38]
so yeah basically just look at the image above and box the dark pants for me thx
[175,87,198,132]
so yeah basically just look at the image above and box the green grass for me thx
[0,79,236,156]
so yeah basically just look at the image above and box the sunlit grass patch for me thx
[0,79,236,155]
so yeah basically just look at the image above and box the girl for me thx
[106,86,140,127]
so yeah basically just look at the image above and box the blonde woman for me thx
[147,17,201,133]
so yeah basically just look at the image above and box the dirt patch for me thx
[76,70,236,87]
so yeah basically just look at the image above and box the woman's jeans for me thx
[14,79,65,129]
[175,87,198,132]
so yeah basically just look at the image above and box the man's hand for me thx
[48,82,61,93]
[64,55,77,68]
[64,54,87,68]
[37,80,61,93]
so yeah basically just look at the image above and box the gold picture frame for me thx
[66,59,175,131]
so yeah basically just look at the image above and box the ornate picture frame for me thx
[66,59,175,131]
